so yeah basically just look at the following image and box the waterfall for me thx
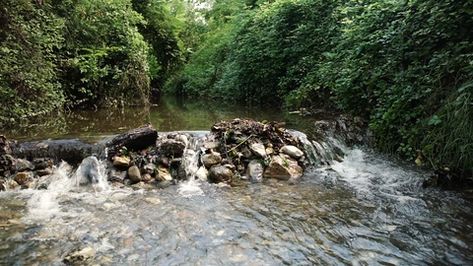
[24,156,110,221]
[177,133,206,197]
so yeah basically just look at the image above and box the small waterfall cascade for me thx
[177,134,207,197]
[24,156,110,221]
[73,156,110,192]
[290,129,349,167]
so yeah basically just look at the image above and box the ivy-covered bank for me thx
[168,0,473,179]
[1,0,472,179]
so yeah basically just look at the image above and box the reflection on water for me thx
[3,96,313,141]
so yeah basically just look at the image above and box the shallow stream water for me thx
[1,98,472,265]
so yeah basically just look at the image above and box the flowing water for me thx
[1,98,473,265]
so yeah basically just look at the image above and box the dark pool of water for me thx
[3,97,314,141]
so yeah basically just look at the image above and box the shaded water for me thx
[4,97,313,141]
[1,98,473,265]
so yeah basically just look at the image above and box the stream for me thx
[1,98,473,265]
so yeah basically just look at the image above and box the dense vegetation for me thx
[1,0,472,177]
[169,0,473,178]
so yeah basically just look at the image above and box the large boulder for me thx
[208,165,234,184]
[264,155,303,180]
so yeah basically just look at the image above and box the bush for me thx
[0,0,64,125]
[57,0,151,108]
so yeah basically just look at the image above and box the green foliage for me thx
[131,0,183,87]
[0,0,64,125]
[171,0,473,176]
[327,0,473,174]
[57,0,151,107]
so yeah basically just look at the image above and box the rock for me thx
[144,197,161,204]
[250,142,266,158]
[143,163,156,175]
[202,152,222,168]
[176,134,189,147]
[156,180,172,189]
[0,135,12,155]
[109,169,127,182]
[195,166,208,181]
[265,147,274,155]
[63,247,96,265]
[0,181,5,191]
[264,155,303,180]
[280,145,304,159]
[36,168,53,176]
[223,163,236,171]
[5,180,19,190]
[157,157,170,167]
[14,172,32,186]
[241,146,252,158]
[113,156,130,169]
[76,156,101,185]
[15,158,34,172]
[208,165,233,184]
[127,166,141,184]
[32,158,52,170]
[247,160,264,183]
[132,181,153,190]
[142,173,152,183]
[160,139,186,157]
[203,141,219,150]
[156,167,173,182]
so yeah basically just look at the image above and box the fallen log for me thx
[105,124,158,159]
[11,139,104,165]
[8,125,157,164]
